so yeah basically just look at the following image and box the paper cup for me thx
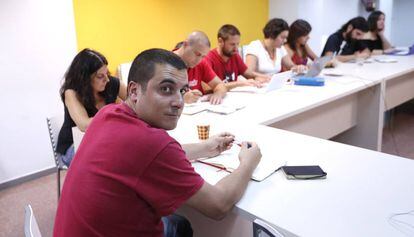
[197,125,210,140]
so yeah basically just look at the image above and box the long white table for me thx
[180,55,414,152]
[170,123,414,237]
[168,56,414,236]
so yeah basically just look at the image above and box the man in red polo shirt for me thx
[205,24,270,91]
[53,49,262,237]
[174,31,227,104]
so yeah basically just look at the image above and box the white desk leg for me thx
[333,83,384,151]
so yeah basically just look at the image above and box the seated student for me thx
[361,10,392,54]
[321,16,370,62]
[173,31,227,104]
[204,24,268,90]
[56,48,127,166]
[284,19,317,67]
[53,48,262,237]
[245,18,307,76]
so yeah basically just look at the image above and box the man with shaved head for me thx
[174,31,227,104]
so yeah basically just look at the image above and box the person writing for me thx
[53,48,262,237]
[321,16,370,62]
[173,31,227,104]
[204,24,268,90]
[56,48,127,166]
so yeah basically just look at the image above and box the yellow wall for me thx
[72,0,268,73]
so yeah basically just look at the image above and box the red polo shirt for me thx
[53,103,204,237]
[204,48,247,82]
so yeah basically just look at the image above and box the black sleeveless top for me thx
[56,76,120,154]
[360,35,383,51]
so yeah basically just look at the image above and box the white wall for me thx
[268,0,408,55]
[390,0,414,46]
[0,0,77,185]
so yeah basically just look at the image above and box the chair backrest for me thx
[253,219,284,237]
[117,62,132,84]
[238,45,250,62]
[46,115,64,167]
[24,205,42,237]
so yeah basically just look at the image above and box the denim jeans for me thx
[58,144,75,167]
[162,214,193,237]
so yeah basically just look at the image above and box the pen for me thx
[197,160,229,173]
[234,139,252,148]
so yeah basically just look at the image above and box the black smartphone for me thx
[281,165,327,180]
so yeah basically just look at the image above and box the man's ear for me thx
[218,37,224,45]
[127,81,142,103]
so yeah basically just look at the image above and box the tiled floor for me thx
[1,104,413,237]
[0,172,62,237]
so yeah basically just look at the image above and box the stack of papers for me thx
[183,101,246,115]
[374,56,398,63]
[384,46,413,56]
[198,146,284,181]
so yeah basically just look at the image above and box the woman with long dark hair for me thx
[284,19,317,67]
[56,48,127,166]
[362,10,392,53]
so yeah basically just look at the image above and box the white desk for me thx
[170,124,414,237]
[178,55,414,152]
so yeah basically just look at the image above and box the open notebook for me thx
[183,101,246,115]
[197,145,284,181]
[230,71,292,94]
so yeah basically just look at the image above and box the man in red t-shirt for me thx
[53,49,262,237]
[173,31,227,105]
[204,24,271,91]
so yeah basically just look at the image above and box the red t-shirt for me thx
[187,59,216,94]
[204,48,248,82]
[53,103,204,237]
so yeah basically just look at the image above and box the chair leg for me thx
[57,169,61,200]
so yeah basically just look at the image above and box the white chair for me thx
[253,219,284,237]
[46,115,66,199]
[117,62,132,84]
[24,204,42,237]
[238,45,250,62]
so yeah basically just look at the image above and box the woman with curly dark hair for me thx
[56,48,127,166]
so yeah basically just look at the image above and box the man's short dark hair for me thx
[263,18,289,39]
[128,48,187,90]
[340,16,369,33]
[218,24,240,41]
